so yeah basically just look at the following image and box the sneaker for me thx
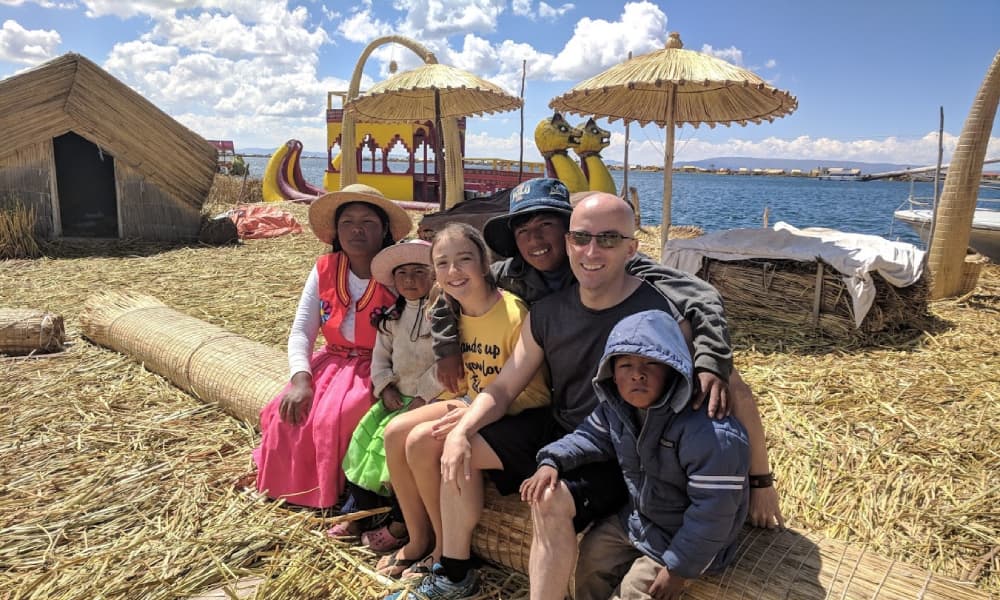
[384,564,480,600]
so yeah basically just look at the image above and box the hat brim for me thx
[308,190,413,245]
[371,241,433,288]
[483,205,572,258]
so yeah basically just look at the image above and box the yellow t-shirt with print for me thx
[458,290,550,414]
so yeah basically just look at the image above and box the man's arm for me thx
[440,313,546,481]
[626,254,733,380]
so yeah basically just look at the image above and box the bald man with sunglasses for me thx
[438,191,781,600]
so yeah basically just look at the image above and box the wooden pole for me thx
[518,59,526,183]
[622,51,633,198]
[435,89,445,210]
[661,85,677,250]
[926,106,944,251]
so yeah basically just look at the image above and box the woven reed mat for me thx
[0,308,64,355]
[79,292,987,599]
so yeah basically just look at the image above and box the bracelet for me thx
[749,472,774,488]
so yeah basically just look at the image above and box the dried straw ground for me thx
[1,180,998,598]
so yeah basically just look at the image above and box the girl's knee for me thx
[404,423,440,466]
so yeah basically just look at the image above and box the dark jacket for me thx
[536,310,749,579]
[429,252,733,379]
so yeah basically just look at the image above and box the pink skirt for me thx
[252,346,375,508]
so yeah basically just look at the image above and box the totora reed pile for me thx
[1,178,997,598]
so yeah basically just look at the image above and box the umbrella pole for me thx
[622,120,630,197]
[435,89,446,210]
[661,85,677,250]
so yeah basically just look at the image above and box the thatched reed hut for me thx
[0,53,216,241]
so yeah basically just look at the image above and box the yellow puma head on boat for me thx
[574,118,610,155]
[534,112,583,154]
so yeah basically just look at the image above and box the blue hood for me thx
[593,310,693,414]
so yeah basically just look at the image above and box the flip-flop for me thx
[326,522,360,541]
[400,554,435,580]
[375,551,420,578]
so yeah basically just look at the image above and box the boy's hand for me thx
[436,354,464,394]
[408,396,427,411]
[381,385,404,412]
[649,566,688,600]
[519,465,559,503]
[692,370,729,418]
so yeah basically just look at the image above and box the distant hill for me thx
[240,146,328,158]
[670,157,916,174]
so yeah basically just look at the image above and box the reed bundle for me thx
[0,196,41,259]
[697,258,930,339]
[80,292,288,424]
[0,308,64,355]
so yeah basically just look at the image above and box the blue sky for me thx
[1,0,998,167]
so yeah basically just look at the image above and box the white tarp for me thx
[662,222,926,327]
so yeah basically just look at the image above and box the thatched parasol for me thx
[927,49,1000,299]
[347,62,522,209]
[550,32,797,249]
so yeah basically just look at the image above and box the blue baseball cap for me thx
[483,178,572,258]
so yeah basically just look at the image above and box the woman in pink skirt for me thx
[253,183,412,509]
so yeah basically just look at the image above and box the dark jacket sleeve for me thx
[429,292,460,360]
[626,253,733,379]
[536,404,617,472]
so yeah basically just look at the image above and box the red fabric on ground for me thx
[228,204,302,239]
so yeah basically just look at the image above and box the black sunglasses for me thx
[565,230,635,249]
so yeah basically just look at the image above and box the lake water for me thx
[243,155,1000,249]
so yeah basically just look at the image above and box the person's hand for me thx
[749,486,785,529]
[519,465,559,503]
[407,396,427,411]
[381,385,404,412]
[436,354,464,394]
[430,403,467,440]
[279,381,313,425]
[692,370,729,419]
[440,428,473,484]
[648,566,688,600]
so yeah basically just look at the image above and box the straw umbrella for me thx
[550,32,797,249]
[346,62,522,209]
[926,49,1000,299]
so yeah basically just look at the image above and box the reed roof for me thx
[0,53,217,210]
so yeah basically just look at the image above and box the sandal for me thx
[362,524,409,554]
[326,521,361,541]
[375,551,421,578]
[400,554,435,581]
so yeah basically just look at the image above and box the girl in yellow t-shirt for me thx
[377,223,550,580]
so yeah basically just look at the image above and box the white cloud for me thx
[0,19,61,64]
[700,43,743,66]
[550,1,666,80]
[337,8,393,43]
[764,58,777,69]
[511,0,532,17]
[1,0,76,7]
[537,1,573,20]
[396,0,505,37]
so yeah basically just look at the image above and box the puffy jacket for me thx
[536,309,749,579]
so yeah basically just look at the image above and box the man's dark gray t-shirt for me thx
[530,280,681,432]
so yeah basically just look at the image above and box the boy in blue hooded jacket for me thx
[520,310,750,600]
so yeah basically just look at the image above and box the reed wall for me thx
[0,140,56,238]
[116,161,201,240]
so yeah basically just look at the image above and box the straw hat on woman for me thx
[252,184,413,509]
